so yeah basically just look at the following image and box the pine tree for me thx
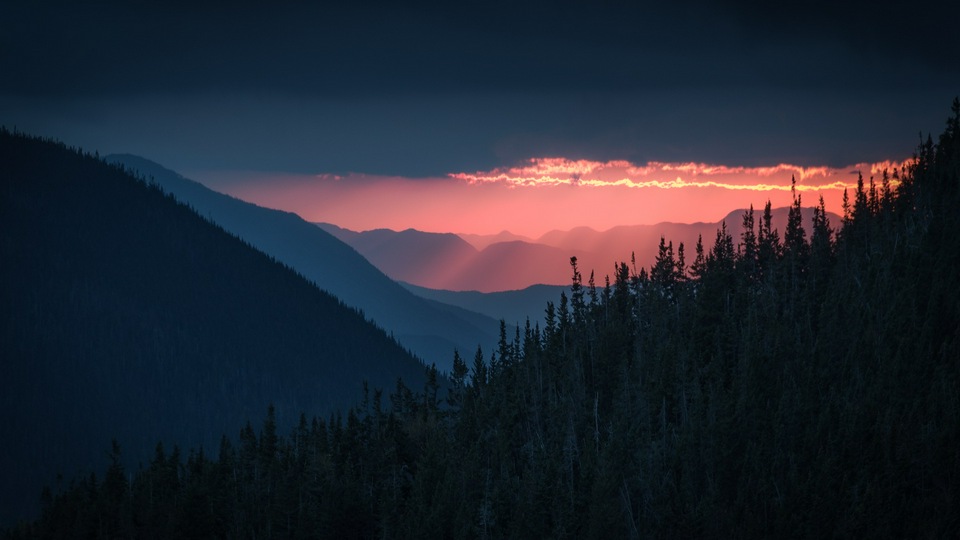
[783,177,810,297]
[738,204,758,282]
[651,237,677,290]
[447,349,468,409]
[690,234,707,280]
[757,200,781,280]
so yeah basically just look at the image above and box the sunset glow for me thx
[192,158,912,238]
[451,158,909,192]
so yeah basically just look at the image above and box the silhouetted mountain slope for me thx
[107,155,498,371]
[0,131,430,525]
[400,282,568,329]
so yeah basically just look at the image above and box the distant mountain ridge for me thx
[108,155,499,372]
[400,282,568,329]
[320,207,842,292]
[318,224,481,288]
[319,223,598,292]
[458,230,534,250]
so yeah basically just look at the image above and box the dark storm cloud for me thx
[3,1,691,96]
[5,0,955,97]
[1,0,957,175]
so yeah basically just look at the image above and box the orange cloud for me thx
[194,157,913,238]
[450,158,913,191]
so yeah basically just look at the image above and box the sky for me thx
[2,0,958,235]
[198,159,909,237]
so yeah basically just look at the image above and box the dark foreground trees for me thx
[7,102,960,538]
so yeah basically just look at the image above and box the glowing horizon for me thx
[190,157,912,238]
[451,158,908,192]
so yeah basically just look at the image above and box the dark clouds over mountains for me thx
[2,0,957,175]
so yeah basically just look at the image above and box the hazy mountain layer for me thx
[319,223,592,292]
[321,207,841,292]
[108,155,498,371]
[458,230,534,250]
[401,282,568,329]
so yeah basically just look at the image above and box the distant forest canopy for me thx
[0,129,431,527]
[5,98,960,537]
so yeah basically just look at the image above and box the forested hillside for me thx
[0,130,430,526]
[6,102,960,537]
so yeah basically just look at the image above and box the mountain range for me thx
[318,206,842,292]
[107,155,499,373]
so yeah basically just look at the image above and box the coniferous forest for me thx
[5,102,960,538]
